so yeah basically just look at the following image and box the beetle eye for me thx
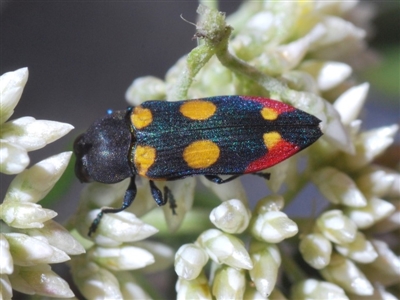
[75,157,92,183]
[73,134,93,183]
[73,134,85,156]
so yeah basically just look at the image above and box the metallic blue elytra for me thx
[73,95,323,235]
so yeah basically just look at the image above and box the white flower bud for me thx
[255,24,326,74]
[176,272,212,300]
[175,243,208,280]
[72,260,122,300]
[9,264,74,298]
[125,76,166,106]
[313,16,365,48]
[116,272,152,300]
[337,124,399,171]
[162,177,196,232]
[0,234,13,274]
[0,139,29,174]
[210,199,251,234]
[345,197,395,229]
[289,90,353,155]
[243,284,269,300]
[135,240,175,273]
[321,253,373,296]
[368,200,400,234]
[1,117,74,151]
[291,279,349,300]
[334,82,369,124]
[356,166,400,198]
[299,60,352,91]
[250,211,298,243]
[212,266,245,300]
[0,274,12,299]
[254,195,285,214]
[312,167,367,207]
[299,233,332,269]
[4,152,72,203]
[315,1,358,14]
[349,119,362,136]
[320,102,355,154]
[0,68,28,124]
[82,180,129,208]
[91,245,154,271]
[358,239,400,287]
[197,229,253,270]
[316,210,357,244]
[87,210,158,246]
[199,175,248,202]
[249,241,281,297]
[4,233,70,265]
[358,283,398,300]
[0,201,57,228]
[244,285,287,300]
[23,220,85,255]
[334,232,377,263]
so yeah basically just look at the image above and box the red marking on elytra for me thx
[241,96,296,114]
[245,139,300,173]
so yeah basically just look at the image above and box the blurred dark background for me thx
[0,1,241,218]
[1,1,398,221]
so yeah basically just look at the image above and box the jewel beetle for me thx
[74,95,323,236]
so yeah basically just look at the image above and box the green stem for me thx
[279,243,307,283]
[214,41,288,98]
[166,43,215,101]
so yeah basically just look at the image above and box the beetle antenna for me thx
[180,14,197,27]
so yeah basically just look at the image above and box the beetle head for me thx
[73,109,135,184]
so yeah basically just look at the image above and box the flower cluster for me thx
[0,68,84,298]
[71,1,398,299]
[69,180,177,299]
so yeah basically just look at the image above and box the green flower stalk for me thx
[0,68,84,298]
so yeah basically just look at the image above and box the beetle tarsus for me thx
[205,174,241,184]
[88,176,137,236]
[150,180,167,206]
[253,172,271,180]
[204,172,270,185]
[88,211,103,237]
[164,186,177,214]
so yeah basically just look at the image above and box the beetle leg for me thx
[164,186,177,215]
[88,176,137,236]
[253,172,271,180]
[148,183,177,214]
[205,173,270,185]
[204,174,241,184]
[150,180,167,206]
